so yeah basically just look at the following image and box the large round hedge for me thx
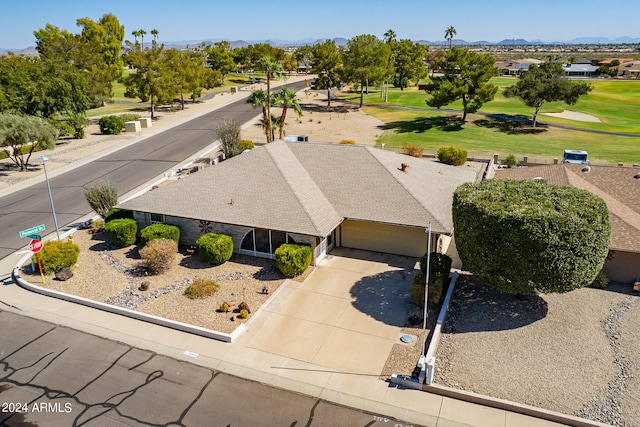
[33,240,80,275]
[453,179,610,295]
[104,218,138,247]
[275,244,312,278]
[140,223,180,245]
[196,233,233,265]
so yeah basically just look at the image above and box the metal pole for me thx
[422,223,432,356]
[40,157,60,241]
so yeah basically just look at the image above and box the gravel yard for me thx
[434,274,640,426]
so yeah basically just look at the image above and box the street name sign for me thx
[19,224,45,238]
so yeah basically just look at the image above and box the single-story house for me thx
[562,63,599,77]
[494,58,543,76]
[494,164,640,283]
[617,60,640,78]
[117,141,479,267]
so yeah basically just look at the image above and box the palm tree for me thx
[246,90,270,142]
[151,29,159,42]
[273,88,303,140]
[445,26,457,49]
[255,55,283,143]
[383,29,396,44]
[139,29,147,48]
[131,30,140,44]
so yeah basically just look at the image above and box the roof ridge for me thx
[266,142,341,236]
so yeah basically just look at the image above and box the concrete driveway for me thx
[238,248,418,376]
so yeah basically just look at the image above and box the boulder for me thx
[55,268,73,281]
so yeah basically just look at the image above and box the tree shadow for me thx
[384,115,464,134]
[443,273,548,333]
[349,269,413,327]
[475,115,547,135]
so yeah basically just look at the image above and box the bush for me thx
[33,240,80,275]
[140,223,180,245]
[184,278,220,299]
[437,146,467,166]
[105,208,133,223]
[98,115,125,135]
[119,113,141,123]
[196,233,234,265]
[275,244,312,278]
[239,140,255,151]
[402,145,424,158]
[139,238,177,275]
[339,139,356,144]
[84,181,118,218]
[90,220,105,234]
[238,309,249,319]
[218,302,230,312]
[104,218,138,247]
[591,269,609,289]
[504,153,518,167]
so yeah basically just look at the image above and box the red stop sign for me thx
[29,239,43,253]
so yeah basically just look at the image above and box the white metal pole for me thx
[40,157,60,241]
[422,223,431,356]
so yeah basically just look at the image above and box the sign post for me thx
[29,239,45,284]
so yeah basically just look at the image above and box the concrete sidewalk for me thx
[1,251,574,427]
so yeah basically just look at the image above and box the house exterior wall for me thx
[604,250,640,283]
[339,219,428,257]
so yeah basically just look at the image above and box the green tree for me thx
[164,46,209,110]
[215,119,242,158]
[453,179,610,295]
[246,90,269,142]
[391,39,427,90]
[503,62,593,127]
[310,39,342,107]
[0,114,58,171]
[273,88,303,140]
[206,41,237,79]
[342,34,391,107]
[425,47,498,121]
[254,55,283,143]
[445,26,457,49]
[294,45,313,74]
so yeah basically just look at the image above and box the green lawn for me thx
[342,77,640,165]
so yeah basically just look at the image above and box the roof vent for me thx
[582,165,591,173]
[532,177,543,181]
[634,172,640,179]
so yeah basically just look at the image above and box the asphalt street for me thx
[0,310,418,427]
[0,80,307,260]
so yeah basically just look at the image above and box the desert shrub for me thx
[84,181,118,218]
[504,153,518,167]
[33,240,80,275]
[218,302,230,312]
[184,278,220,299]
[90,220,105,234]
[139,238,178,275]
[339,139,356,144]
[591,269,609,289]
[119,113,141,123]
[140,223,180,245]
[402,145,424,158]
[48,119,74,137]
[275,243,312,278]
[104,218,138,247]
[437,146,467,166]
[98,115,125,135]
[239,139,255,151]
[238,309,249,319]
[196,233,234,265]
[104,208,133,223]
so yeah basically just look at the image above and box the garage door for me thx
[340,220,427,257]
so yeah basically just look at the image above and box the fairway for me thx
[344,78,640,165]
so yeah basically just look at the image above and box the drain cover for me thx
[400,335,414,343]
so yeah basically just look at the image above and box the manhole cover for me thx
[400,335,414,343]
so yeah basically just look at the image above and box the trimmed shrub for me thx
[437,146,467,166]
[339,139,356,144]
[119,113,141,123]
[139,238,178,275]
[239,139,255,151]
[218,302,230,312]
[402,145,424,158]
[238,309,249,319]
[34,240,80,275]
[104,218,138,247]
[504,153,518,167]
[591,269,609,289]
[105,208,133,223]
[184,278,220,299]
[90,220,105,234]
[84,181,118,218]
[196,233,233,265]
[140,223,180,245]
[275,244,312,278]
[98,115,125,135]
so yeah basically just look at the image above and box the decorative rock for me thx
[238,301,251,313]
[139,281,149,291]
[55,268,73,281]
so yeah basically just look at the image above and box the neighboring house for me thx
[494,164,640,283]
[117,141,478,267]
[598,58,634,67]
[494,58,543,76]
[562,63,599,77]
[617,60,640,78]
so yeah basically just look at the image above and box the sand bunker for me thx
[543,110,601,122]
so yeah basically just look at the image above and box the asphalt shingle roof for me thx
[118,141,478,236]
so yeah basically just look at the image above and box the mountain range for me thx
[1,36,638,54]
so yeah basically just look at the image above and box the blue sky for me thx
[1,0,638,49]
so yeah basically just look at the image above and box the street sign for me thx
[29,239,43,253]
[19,224,45,238]
[27,234,42,240]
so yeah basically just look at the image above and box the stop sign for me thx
[29,239,43,253]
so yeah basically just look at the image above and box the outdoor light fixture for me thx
[38,156,60,241]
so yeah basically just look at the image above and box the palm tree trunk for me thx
[266,72,272,143]
[279,106,288,139]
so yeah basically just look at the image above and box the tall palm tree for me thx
[383,29,396,44]
[151,29,159,42]
[131,30,141,44]
[445,26,457,49]
[139,29,147,48]
[246,90,270,142]
[273,88,303,140]
[255,55,283,143]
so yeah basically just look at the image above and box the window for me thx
[150,213,165,224]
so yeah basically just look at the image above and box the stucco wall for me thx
[604,250,640,283]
